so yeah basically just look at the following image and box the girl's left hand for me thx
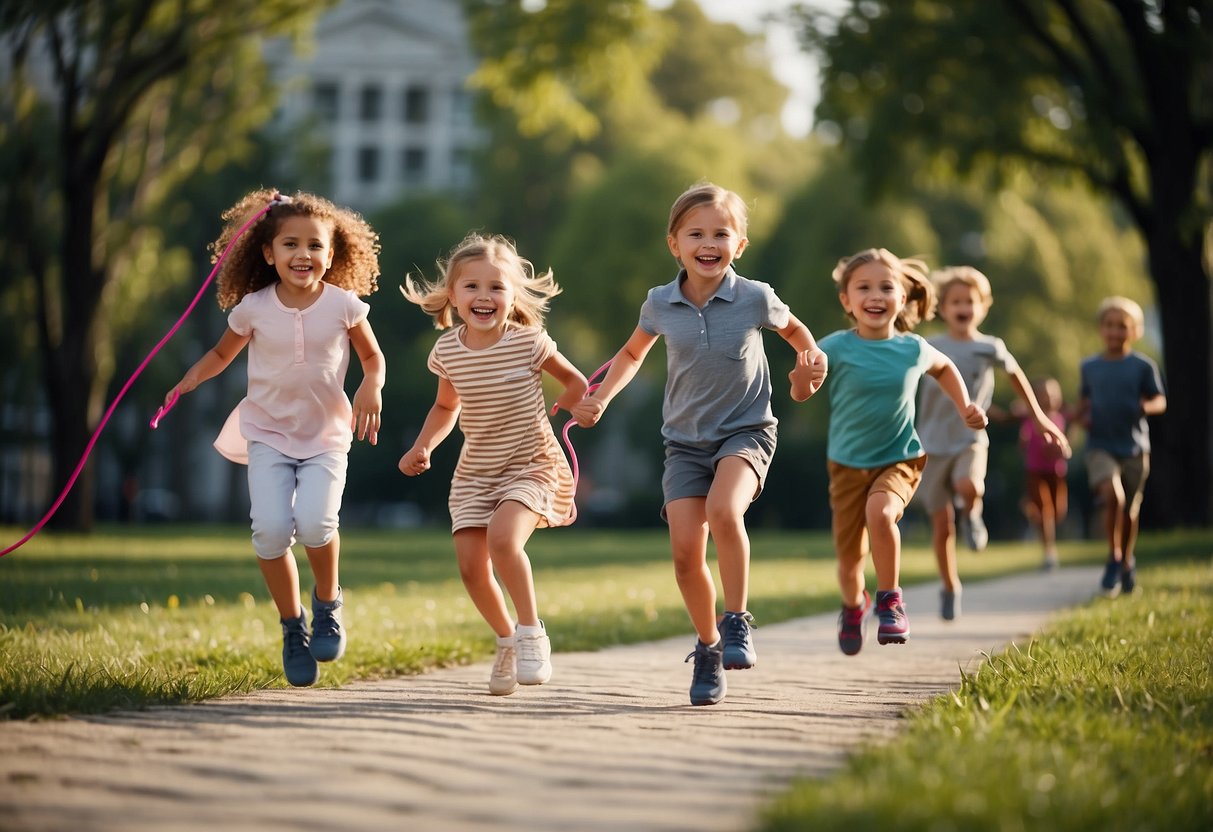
[351,382,382,445]
[962,403,989,430]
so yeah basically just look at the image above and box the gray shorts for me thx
[917,443,988,514]
[1087,449,1150,513]
[660,427,777,520]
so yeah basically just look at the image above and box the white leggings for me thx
[247,441,348,559]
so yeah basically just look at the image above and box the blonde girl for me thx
[572,183,827,706]
[165,188,385,687]
[400,233,587,696]
[814,248,985,656]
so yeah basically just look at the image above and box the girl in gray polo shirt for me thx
[571,183,827,706]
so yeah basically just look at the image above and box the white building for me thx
[266,0,481,210]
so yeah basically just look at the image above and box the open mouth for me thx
[471,306,496,321]
[696,255,721,265]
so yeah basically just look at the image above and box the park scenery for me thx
[2,1,1211,830]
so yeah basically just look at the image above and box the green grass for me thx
[0,521,1141,719]
[758,536,1213,832]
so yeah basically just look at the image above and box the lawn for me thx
[0,522,1120,718]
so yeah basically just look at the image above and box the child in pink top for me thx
[1021,377,1069,570]
[164,189,385,688]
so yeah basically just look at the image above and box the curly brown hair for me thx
[210,188,381,310]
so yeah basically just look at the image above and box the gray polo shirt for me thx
[639,268,790,449]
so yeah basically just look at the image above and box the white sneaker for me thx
[515,622,552,685]
[489,635,518,696]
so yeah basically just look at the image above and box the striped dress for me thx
[428,325,576,532]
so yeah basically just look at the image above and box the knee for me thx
[704,503,743,539]
[252,521,294,559]
[295,515,337,549]
[866,500,900,531]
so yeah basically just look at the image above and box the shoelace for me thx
[283,623,310,656]
[491,646,516,678]
[312,608,340,639]
[720,612,755,643]
[684,647,720,685]
[516,633,547,664]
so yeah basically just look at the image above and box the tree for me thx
[794,0,1213,526]
[0,0,329,530]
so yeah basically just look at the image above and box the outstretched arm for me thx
[399,376,460,476]
[925,347,988,430]
[570,326,658,428]
[165,327,250,405]
[776,313,827,402]
[1007,367,1071,457]
[350,319,386,445]
[542,350,589,414]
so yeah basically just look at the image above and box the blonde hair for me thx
[1096,296,1145,331]
[667,182,749,239]
[401,232,561,330]
[933,265,993,309]
[211,188,380,310]
[831,247,935,332]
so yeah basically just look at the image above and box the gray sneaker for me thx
[964,510,989,552]
[281,611,319,687]
[718,610,757,669]
[685,639,726,705]
[941,588,961,621]
[310,587,347,662]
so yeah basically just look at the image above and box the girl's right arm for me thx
[399,376,461,476]
[570,326,658,428]
[165,328,251,405]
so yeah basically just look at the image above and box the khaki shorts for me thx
[828,456,926,559]
[1087,449,1149,513]
[917,444,987,514]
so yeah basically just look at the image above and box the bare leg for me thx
[1097,478,1126,561]
[867,491,907,592]
[454,528,515,638]
[258,550,303,619]
[665,497,717,644]
[486,500,543,627]
[931,504,960,592]
[705,457,759,614]
[305,531,340,602]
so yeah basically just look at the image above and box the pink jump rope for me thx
[2,191,605,555]
[0,194,289,557]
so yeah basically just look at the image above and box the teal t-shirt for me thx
[818,329,935,468]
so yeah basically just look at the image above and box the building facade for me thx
[266,0,480,210]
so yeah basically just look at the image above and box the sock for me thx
[515,623,544,637]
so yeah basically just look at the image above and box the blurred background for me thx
[1,0,1208,540]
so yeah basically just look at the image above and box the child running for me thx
[399,233,587,696]
[1021,377,1070,571]
[815,248,986,656]
[915,266,1070,619]
[164,188,385,687]
[571,183,826,706]
[1077,296,1166,596]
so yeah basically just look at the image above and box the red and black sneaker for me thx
[837,591,871,656]
[875,588,910,645]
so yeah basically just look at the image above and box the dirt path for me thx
[1,567,1097,832]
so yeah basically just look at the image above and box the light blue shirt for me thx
[638,268,790,448]
[819,329,935,468]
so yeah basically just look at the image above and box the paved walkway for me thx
[1,567,1098,832]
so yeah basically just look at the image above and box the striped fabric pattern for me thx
[428,325,575,531]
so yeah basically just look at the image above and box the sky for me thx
[693,0,848,137]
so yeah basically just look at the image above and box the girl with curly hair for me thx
[164,188,385,688]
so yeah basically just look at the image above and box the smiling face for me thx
[448,256,515,345]
[262,215,335,297]
[938,281,988,338]
[839,260,907,339]
[667,203,748,285]
[1098,307,1140,356]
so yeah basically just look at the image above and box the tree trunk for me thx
[1142,231,1212,528]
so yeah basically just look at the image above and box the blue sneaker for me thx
[719,610,757,669]
[281,611,319,687]
[684,639,726,706]
[1100,560,1121,597]
[837,591,870,656]
[875,589,909,645]
[309,587,347,662]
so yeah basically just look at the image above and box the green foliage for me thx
[759,543,1213,831]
